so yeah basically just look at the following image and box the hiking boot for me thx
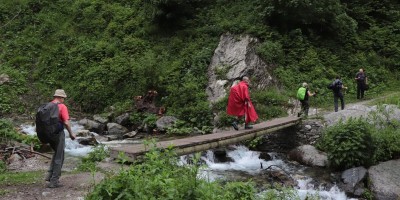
[47,181,63,188]
[244,124,253,129]
[231,121,239,131]
[45,172,51,182]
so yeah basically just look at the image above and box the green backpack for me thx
[297,87,306,100]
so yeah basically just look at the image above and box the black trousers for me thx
[300,99,309,116]
[334,92,345,112]
[357,82,365,99]
[48,131,65,183]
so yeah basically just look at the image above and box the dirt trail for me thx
[0,155,120,200]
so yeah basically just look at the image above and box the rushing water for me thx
[20,123,356,199]
[20,121,93,157]
[180,146,357,200]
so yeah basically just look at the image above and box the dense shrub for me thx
[317,118,374,170]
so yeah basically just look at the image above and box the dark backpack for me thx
[327,82,335,90]
[35,102,60,143]
[327,80,341,90]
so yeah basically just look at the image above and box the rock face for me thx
[206,33,277,103]
[368,159,400,200]
[288,145,328,167]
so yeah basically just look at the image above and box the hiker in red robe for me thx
[227,76,258,130]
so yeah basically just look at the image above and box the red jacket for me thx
[226,81,258,123]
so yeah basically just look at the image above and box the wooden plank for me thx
[109,116,300,161]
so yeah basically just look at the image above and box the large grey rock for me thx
[288,145,328,167]
[156,116,178,131]
[206,33,276,103]
[368,159,400,200]
[341,167,367,196]
[78,118,106,134]
[115,113,131,126]
[107,122,129,135]
[93,114,109,124]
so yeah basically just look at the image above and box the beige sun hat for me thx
[53,89,67,98]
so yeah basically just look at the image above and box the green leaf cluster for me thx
[317,118,374,170]
[78,145,109,172]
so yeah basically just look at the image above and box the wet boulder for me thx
[115,113,131,127]
[107,123,129,135]
[288,145,328,167]
[93,114,109,124]
[341,167,367,197]
[78,118,106,134]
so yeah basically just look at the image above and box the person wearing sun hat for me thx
[46,89,76,188]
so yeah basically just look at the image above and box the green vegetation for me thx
[0,171,42,185]
[317,118,374,169]
[0,0,398,128]
[317,105,400,169]
[369,92,400,107]
[78,145,109,172]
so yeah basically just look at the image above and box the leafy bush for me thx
[86,146,259,200]
[223,181,256,200]
[78,145,109,172]
[317,118,374,170]
[166,120,193,136]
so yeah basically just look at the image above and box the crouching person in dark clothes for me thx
[45,89,76,188]
[298,82,315,117]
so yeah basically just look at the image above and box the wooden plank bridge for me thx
[109,116,300,161]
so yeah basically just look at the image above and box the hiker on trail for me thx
[38,89,76,188]
[227,76,258,130]
[332,76,348,112]
[355,68,368,99]
[297,82,315,117]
